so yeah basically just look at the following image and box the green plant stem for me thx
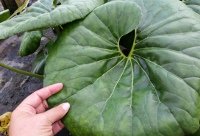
[128,29,137,59]
[0,62,43,79]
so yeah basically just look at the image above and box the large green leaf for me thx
[44,0,200,135]
[0,0,104,39]
[185,0,200,14]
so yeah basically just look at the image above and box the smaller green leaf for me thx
[0,0,104,40]
[0,9,10,23]
[31,41,54,75]
[19,30,43,56]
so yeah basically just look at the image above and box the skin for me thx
[9,83,70,136]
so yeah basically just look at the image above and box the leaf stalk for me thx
[128,29,137,59]
[0,62,43,79]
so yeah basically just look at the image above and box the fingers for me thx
[52,120,65,135]
[42,103,70,124]
[35,100,48,114]
[18,83,63,109]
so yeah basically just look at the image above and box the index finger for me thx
[19,83,63,109]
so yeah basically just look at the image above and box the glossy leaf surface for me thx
[44,0,200,135]
[0,0,104,39]
[19,30,43,56]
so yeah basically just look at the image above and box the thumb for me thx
[42,102,70,124]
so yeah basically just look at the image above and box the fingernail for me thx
[62,103,70,111]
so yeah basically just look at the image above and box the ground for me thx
[0,35,43,115]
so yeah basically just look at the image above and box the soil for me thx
[0,35,41,114]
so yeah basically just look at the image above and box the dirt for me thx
[0,35,42,113]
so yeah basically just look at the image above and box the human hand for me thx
[9,83,70,136]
